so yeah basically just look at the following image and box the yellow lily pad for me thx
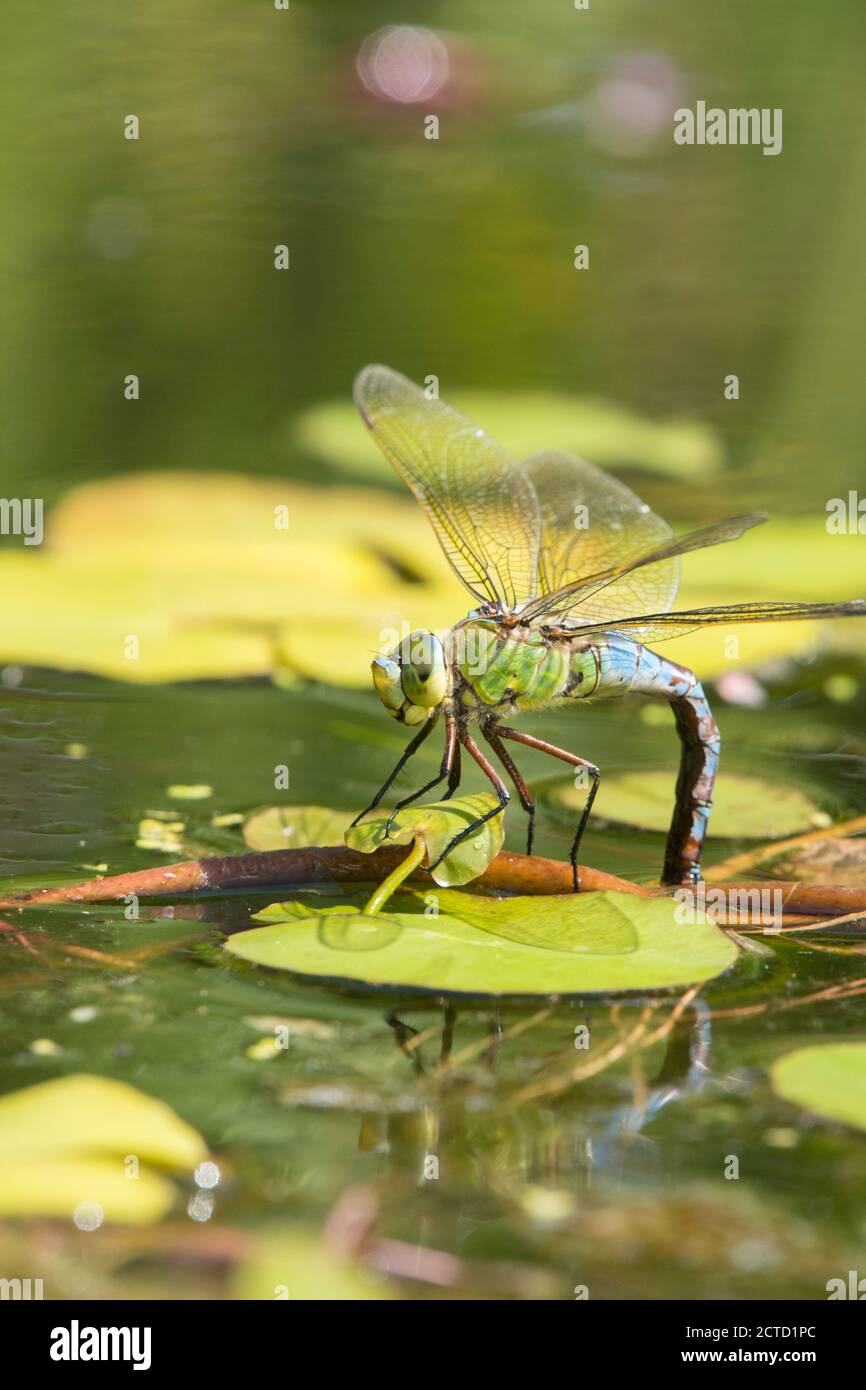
[0,1075,208,1224]
[234,1233,393,1300]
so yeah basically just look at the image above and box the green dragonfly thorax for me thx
[372,619,616,725]
[451,618,601,714]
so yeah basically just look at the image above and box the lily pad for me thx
[656,600,828,680]
[269,888,639,955]
[234,1233,393,1300]
[225,890,738,996]
[265,900,405,951]
[345,793,504,888]
[293,391,724,483]
[243,804,351,852]
[770,1043,866,1132]
[541,770,823,840]
[0,473,461,684]
[0,1075,208,1224]
[2,472,858,685]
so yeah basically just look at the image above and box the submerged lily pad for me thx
[345,793,504,888]
[243,804,350,852]
[770,1043,866,1132]
[541,770,823,840]
[0,1075,208,1223]
[225,890,737,996]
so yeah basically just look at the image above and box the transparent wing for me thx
[520,512,767,625]
[355,364,541,610]
[560,599,866,645]
[524,449,679,623]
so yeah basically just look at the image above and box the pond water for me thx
[1,669,865,1299]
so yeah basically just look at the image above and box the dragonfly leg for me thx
[441,738,462,800]
[349,712,439,828]
[495,726,599,892]
[426,729,509,871]
[480,718,536,855]
[384,707,458,836]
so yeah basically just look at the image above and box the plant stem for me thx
[362,835,427,916]
[2,845,865,918]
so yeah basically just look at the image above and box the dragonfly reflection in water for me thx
[350,366,865,889]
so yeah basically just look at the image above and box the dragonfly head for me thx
[372,630,448,724]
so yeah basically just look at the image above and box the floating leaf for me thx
[541,770,823,840]
[136,816,186,853]
[243,804,351,852]
[293,391,723,483]
[234,1233,393,1300]
[226,890,737,996]
[0,1075,208,1224]
[167,784,213,800]
[770,1043,866,1132]
[681,517,866,604]
[0,473,459,684]
[2,472,858,684]
[399,887,639,955]
[261,900,405,951]
[0,1160,176,1225]
[245,1037,287,1061]
[258,888,636,955]
[657,601,828,679]
[346,793,504,888]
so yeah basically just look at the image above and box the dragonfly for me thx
[350,364,865,889]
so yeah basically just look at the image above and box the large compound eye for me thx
[399,630,447,707]
[371,655,404,713]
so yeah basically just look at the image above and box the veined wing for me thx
[559,599,866,644]
[520,512,767,625]
[524,449,679,623]
[354,365,541,610]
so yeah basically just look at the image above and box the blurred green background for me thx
[2,0,865,514]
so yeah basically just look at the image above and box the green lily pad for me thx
[225,890,737,996]
[541,770,823,840]
[0,1075,208,1224]
[770,1043,866,1132]
[345,793,504,888]
[243,804,350,852]
[293,391,723,483]
[264,900,405,951]
[266,888,638,955]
